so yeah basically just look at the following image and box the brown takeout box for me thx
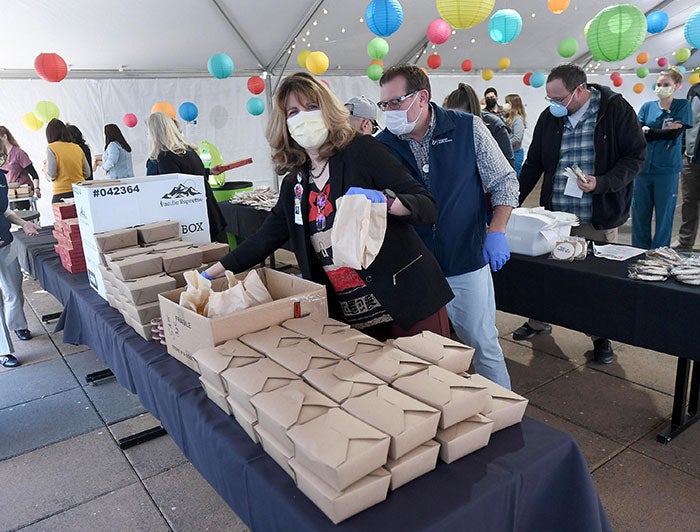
[136,220,180,244]
[303,360,384,404]
[350,345,430,383]
[118,296,161,325]
[312,329,383,359]
[142,240,192,253]
[122,313,153,341]
[159,247,203,274]
[281,314,350,337]
[93,227,138,253]
[227,395,259,443]
[254,423,294,477]
[194,242,230,263]
[199,376,232,415]
[392,366,490,428]
[342,385,440,460]
[115,273,176,306]
[435,414,494,464]
[385,440,440,490]
[287,407,390,491]
[239,325,307,355]
[103,246,144,266]
[192,339,264,393]
[109,253,163,281]
[393,331,475,374]
[266,340,340,375]
[461,373,528,432]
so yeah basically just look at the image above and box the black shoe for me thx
[0,355,19,367]
[672,244,693,253]
[14,329,31,341]
[593,339,614,364]
[512,322,552,341]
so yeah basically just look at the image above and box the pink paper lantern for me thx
[427,19,452,45]
[657,57,668,67]
[123,113,138,128]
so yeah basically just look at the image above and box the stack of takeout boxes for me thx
[8,183,32,199]
[189,313,528,524]
[52,202,86,274]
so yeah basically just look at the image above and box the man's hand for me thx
[22,221,40,236]
[34,187,41,199]
[577,174,597,194]
[483,232,510,271]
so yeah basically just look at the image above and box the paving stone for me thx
[0,332,62,374]
[0,429,139,531]
[501,339,578,395]
[495,310,526,338]
[0,357,78,409]
[144,462,249,532]
[631,419,700,480]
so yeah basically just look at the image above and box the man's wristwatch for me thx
[383,189,396,210]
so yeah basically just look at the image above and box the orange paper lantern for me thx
[427,54,442,69]
[370,59,384,67]
[151,101,177,120]
[548,0,570,15]
[633,83,644,93]
[636,52,649,64]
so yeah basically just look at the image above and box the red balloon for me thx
[427,54,442,70]
[123,113,138,128]
[427,19,452,45]
[523,72,533,86]
[613,78,623,87]
[461,59,473,72]
[247,75,265,95]
[34,53,68,82]
[657,57,668,67]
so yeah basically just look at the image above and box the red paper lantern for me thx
[123,113,138,128]
[610,71,621,81]
[34,53,68,82]
[427,54,442,69]
[657,57,668,67]
[247,75,265,95]
[613,77,623,87]
[461,59,473,72]
[427,19,452,45]
[523,72,533,86]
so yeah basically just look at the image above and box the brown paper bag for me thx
[331,195,386,270]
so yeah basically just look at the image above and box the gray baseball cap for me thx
[345,96,378,123]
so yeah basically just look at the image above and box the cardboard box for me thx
[303,360,384,404]
[109,253,163,281]
[142,240,192,253]
[192,339,264,393]
[136,220,180,244]
[115,273,176,306]
[281,314,350,338]
[227,395,259,443]
[104,246,148,265]
[55,218,82,238]
[159,268,327,369]
[60,260,87,274]
[312,329,383,359]
[93,227,138,253]
[118,297,162,326]
[393,331,475,374]
[52,230,79,250]
[254,424,294,478]
[461,373,528,432]
[199,376,232,415]
[52,202,77,220]
[289,460,390,525]
[287,408,390,491]
[266,340,340,376]
[350,346,431,383]
[435,414,494,464]
[98,264,120,292]
[251,380,337,455]
[54,243,85,262]
[342,385,440,460]
[122,313,153,341]
[194,242,230,263]
[392,366,490,429]
[221,358,300,419]
[159,247,203,274]
[385,440,440,490]
[239,324,307,354]
[105,293,119,310]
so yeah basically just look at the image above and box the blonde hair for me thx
[265,72,356,175]
[659,66,683,85]
[504,94,527,128]
[146,112,195,160]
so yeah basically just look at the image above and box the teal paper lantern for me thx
[557,38,578,58]
[685,8,700,49]
[367,37,390,60]
[646,11,668,34]
[246,97,265,116]
[365,0,403,37]
[529,71,546,88]
[586,4,646,62]
[207,53,234,79]
[178,102,198,122]
[488,9,522,44]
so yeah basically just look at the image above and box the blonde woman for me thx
[145,112,226,242]
[504,94,527,176]
[204,72,453,340]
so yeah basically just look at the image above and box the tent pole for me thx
[209,0,267,70]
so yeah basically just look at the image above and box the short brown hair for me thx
[547,63,587,92]
[659,66,683,85]
[46,118,69,144]
[379,64,432,99]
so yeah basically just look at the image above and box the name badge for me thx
[294,179,304,225]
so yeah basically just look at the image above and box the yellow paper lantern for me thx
[22,112,43,131]
[437,0,496,30]
[482,68,495,81]
[498,57,510,70]
[306,51,329,75]
[297,50,311,68]
[548,0,570,15]
[690,72,700,85]
[151,101,176,119]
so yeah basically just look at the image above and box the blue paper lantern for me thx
[488,9,522,44]
[646,11,668,34]
[365,0,403,37]
[678,65,687,74]
[530,71,546,88]
[685,8,700,49]
[207,53,234,79]
[246,97,265,116]
[178,102,198,122]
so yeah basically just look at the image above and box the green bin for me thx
[211,181,254,250]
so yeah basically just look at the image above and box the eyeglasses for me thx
[544,84,582,104]
[377,90,418,112]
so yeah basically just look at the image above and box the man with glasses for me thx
[516,63,646,364]
[377,64,519,389]
[345,96,380,135]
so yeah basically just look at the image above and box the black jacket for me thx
[519,84,646,230]
[220,134,453,329]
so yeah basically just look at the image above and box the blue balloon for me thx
[207,53,234,79]
[365,0,403,37]
[246,97,265,116]
[646,11,668,34]
[178,102,198,122]
[530,71,546,88]
[488,9,523,44]
[685,8,700,49]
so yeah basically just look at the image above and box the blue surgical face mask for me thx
[548,86,578,117]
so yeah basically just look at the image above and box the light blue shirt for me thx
[102,141,134,179]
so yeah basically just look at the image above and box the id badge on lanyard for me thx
[294,174,304,225]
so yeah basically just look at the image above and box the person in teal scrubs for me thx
[632,67,693,248]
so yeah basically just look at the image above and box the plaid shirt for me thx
[551,88,601,224]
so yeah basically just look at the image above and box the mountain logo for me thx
[161,182,202,199]
[79,207,87,220]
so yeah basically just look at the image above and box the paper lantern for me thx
[151,101,176,119]
[437,0,496,30]
[306,51,329,75]
[427,54,442,70]
[636,52,649,64]
[365,0,403,37]
[584,20,592,38]
[613,78,623,87]
[246,97,265,116]
[208,53,234,79]
[427,19,452,45]
[367,64,383,81]
[461,59,473,72]
[674,48,691,63]
[488,9,522,44]
[247,75,265,95]
[530,72,546,88]
[22,112,43,131]
[636,67,649,78]
[123,113,138,128]
[646,11,668,34]
[586,5,646,62]
[685,8,700,49]
[548,0,570,15]
[297,50,311,68]
[34,101,60,123]
[482,69,494,81]
[610,72,621,81]
[633,83,644,94]
[178,102,198,122]
[678,66,687,74]
[690,72,700,86]
[498,57,510,70]
[367,37,390,60]
[657,57,668,67]
[523,72,533,86]
[370,59,384,67]
[34,53,68,83]
[558,38,578,58]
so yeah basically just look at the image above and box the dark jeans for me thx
[51,192,74,203]
[678,157,700,248]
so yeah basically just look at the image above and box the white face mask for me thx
[286,110,329,150]
[654,86,674,99]
[385,93,423,136]
[502,103,512,112]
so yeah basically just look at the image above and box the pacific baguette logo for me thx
[160,181,204,207]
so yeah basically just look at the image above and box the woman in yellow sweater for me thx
[45,119,90,202]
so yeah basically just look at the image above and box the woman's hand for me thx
[34,187,41,199]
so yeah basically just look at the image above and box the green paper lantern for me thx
[367,37,389,60]
[636,66,649,78]
[557,38,578,58]
[367,63,383,81]
[34,101,60,123]
[674,47,691,63]
[586,4,646,62]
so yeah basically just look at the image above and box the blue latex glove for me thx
[346,187,386,203]
[483,232,510,272]
[200,271,214,281]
